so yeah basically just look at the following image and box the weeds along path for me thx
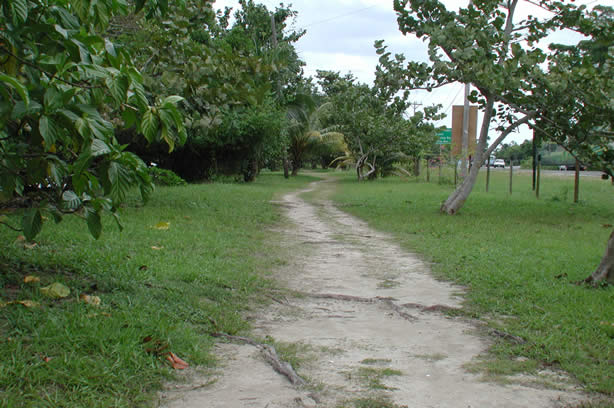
[161,176,586,408]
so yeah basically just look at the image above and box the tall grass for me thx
[0,173,316,407]
[330,169,614,394]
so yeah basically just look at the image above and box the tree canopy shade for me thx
[113,0,305,181]
[386,0,614,282]
[0,0,185,240]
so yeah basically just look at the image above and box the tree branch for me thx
[0,220,23,232]
[0,46,104,90]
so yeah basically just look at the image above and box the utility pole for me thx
[270,14,289,179]
[460,83,470,179]
[460,0,473,180]
[532,129,538,191]
[410,101,423,115]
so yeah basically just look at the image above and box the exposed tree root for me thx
[211,333,306,386]
[306,293,418,321]
[488,329,526,345]
[402,302,463,315]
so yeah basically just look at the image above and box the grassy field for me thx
[329,168,614,395]
[0,173,317,407]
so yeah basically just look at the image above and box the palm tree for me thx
[286,97,346,175]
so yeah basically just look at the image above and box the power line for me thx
[443,85,464,115]
[302,5,379,28]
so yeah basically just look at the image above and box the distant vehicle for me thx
[484,156,496,167]
[493,159,505,168]
[562,163,587,171]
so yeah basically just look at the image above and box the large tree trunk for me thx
[441,98,494,214]
[440,97,533,214]
[583,229,614,285]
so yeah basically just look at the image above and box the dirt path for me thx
[160,178,586,408]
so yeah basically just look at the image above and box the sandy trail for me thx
[160,178,585,408]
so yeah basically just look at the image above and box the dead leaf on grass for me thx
[1,300,40,308]
[603,224,613,228]
[166,352,189,370]
[151,246,164,250]
[24,242,38,249]
[153,221,170,230]
[80,294,101,306]
[40,282,70,299]
[139,265,148,271]
[24,276,41,284]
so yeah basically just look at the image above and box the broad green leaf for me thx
[141,109,159,142]
[40,282,71,299]
[0,74,29,107]
[11,0,28,23]
[91,139,111,157]
[112,211,124,232]
[39,116,60,148]
[162,95,184,106]
[22,209,43,241]
[44,88,63,113]
[104,39,117,57]
[54,24,69,39]
[108,162,132,203]
[62,190,82,209]
[86,209,102,239]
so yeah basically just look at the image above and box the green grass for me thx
[0,172,317,407]
[329,169,614,395]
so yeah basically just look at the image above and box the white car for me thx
[493,159,505,168]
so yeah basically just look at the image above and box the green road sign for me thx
[437,128,452,145]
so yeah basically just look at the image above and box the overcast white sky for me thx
[213,0,613,144]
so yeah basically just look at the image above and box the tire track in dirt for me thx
[160,178,587,408]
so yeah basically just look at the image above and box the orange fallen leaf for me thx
[24,276,41,284]
[166,352,189,370]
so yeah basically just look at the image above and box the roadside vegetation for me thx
[330,170,614,394]
[0,173,316,407]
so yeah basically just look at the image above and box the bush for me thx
[148,167,188,186]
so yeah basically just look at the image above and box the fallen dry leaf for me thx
[40,282,70,299]
[24,242,38,249]
[79,294,101,306]
[1,300,40,308]
[603,224,613,228]
[17,300,39,308]
[139,265,148,271]
[24,276,41,284]
[151,246,164,250]
[166,352,189,370]
[153,221,170,230]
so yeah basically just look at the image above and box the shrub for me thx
[148,167,188,186]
